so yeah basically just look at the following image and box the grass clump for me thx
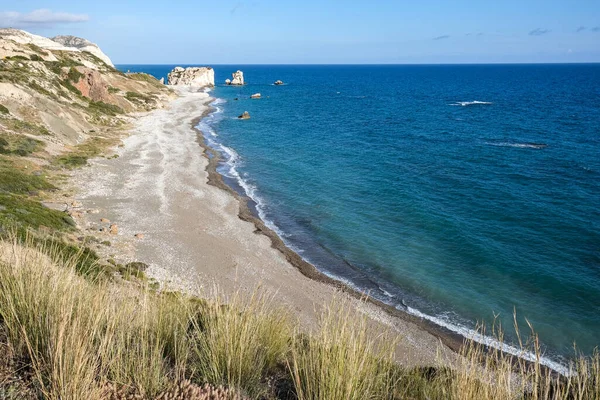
[27,43,48,56]
[1,118,51,136]
[88,100,124,116]
[0,195,74,231]
[27,80,56,99]
[0,164,54,194]
[189,290,291,398]
[289,300,398,400]
[0,134,44,157]
[0,104,9,114]
[54,137,114,169]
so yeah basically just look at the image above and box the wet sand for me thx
[73,86,457,367]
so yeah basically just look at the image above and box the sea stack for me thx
[228,70,244,85]
[167,66,214,87]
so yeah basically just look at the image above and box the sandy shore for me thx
[72,86,456,367]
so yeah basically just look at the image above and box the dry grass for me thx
[289,300,399,400]
[0,236,599,399]
[188,289,291,398]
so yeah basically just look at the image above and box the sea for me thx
[118,64,600,369]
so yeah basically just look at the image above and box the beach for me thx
[71,86,456,367]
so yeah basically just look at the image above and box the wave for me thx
[487,142,548,149]
[198,97,569,377]
[404,305,569,375]
[450,101,493,106]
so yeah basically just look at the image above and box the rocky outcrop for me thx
[238,111,250,119]
[228,70,244,85]
[250,93,261,99]
[72,67,110,102]
[167,67,214,87]
[51,35,115,68]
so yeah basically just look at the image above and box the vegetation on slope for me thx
[0,238,598,400]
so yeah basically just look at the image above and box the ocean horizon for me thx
[118,63,600,368]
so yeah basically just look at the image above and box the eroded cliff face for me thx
[167,66,214,87]
[51,35,115,68]
[0,29,173,150]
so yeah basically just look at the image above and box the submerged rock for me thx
[250,93,261,99]
[228,70,244,85]
[238,111,250,119]
[167,66,214,87]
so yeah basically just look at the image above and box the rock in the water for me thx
[250,93,261,99]
[225,78,231,85]
[274,80,284,85]
[238,111,250,119]
[167,66,214,87]
[228,70,244,85]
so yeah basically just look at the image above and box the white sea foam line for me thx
[198,96,571,377]
[405,306,570,375]
[450,100,493,106]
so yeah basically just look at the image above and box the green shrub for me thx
[27,43,49,56]
[0,104,9,114]
[0,134,44,157]
[0,194,74,231]
[29,54,43,62]
[0,164,55,194]
[67,67,84,83]
[88,101,124,116]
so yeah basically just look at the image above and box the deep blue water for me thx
[119,64,600,364]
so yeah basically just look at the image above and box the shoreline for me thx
[72,86,455,367]
[192,94,572,375]
[191,110,467,355]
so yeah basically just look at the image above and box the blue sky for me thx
[0,0,599,64]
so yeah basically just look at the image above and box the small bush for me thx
[67,67,83,83]
[29,54,43,62]
[0,104,9,114]
[88,101,124,116]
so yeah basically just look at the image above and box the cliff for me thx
[51,35,115,68]
[167,66,214,87]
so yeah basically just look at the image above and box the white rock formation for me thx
[250,93,261,99]
[225,79,231,85]
[0,29,115,68]
[52,35,115,67]
[229,70,244,85]
[167,66,214,87]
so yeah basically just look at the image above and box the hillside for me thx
[0,29,173,240]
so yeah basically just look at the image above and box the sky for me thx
[0,0,599,64]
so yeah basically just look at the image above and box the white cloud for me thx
[0,9,89,28]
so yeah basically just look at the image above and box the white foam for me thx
[486,142,547,149]
[404,305,570,375]
[197,95,569,377]
[450,101,493,106]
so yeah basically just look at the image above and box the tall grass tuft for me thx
[289,299,399,400]
[0,238,106,399]
[188,289,291,398]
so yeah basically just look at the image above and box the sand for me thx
[72,86,456,367]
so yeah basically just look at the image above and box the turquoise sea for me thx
[118,64,600,367]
